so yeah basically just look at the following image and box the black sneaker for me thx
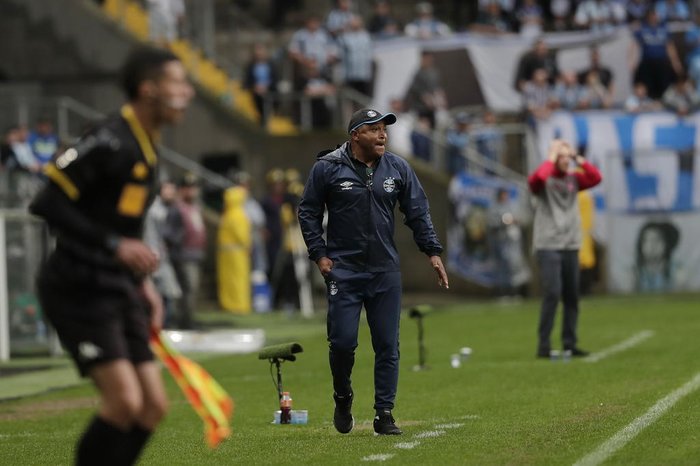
[567,347,590,357]
[536,348,551,359]
[333,392,354,434]
[373,410,402,435]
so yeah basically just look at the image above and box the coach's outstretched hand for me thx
[429,255,449,289]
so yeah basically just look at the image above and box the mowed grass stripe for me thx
[573,372,700,466]
[1,295,699,465]
[583,330,655,363]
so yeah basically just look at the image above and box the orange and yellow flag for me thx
[150,330,234,448]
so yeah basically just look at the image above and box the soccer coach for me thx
[298,108,449,436]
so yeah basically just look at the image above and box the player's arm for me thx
[30,136,157,275]
[397,162,442,256]
[297,162,330,269]
[397,162,447,287]
[30,139,114,251]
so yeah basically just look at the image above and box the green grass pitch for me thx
[1,294,699,465]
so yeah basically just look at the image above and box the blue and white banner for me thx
[535,111,700,214]
[446,173,529,288]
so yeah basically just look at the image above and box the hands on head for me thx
[548,139,583,166]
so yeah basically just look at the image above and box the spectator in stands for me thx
[625,81,663,112]
[513,38,559,92]
[655,0,690,23]
[552,70,589,110]
[478,0,517,25]
[288,15,338,91]
[410,115,433,163]
[404,2,451,39]
[262,169,287,283]
[3,125,41,206]
[626,0,649,24]
[631,8,683,99]
[262,168,300,310]
[173,172,206,329]
[387,97,414,156]
[147,0,185,46]
[144,180,182,329]
[662,73,700,115]
[338,15,374,98]
[488,187,530,297]
[28,117,59,168]
[235,171,268,275]
[523,68,555,121]
[473,109,506,174]
[471,2,512,35]
[1,126,20,172]
[9,125,40,175]
[367,0,401,39]
[244,43,278,128]
[684,12,700,92]
[516,0,544,38]
[404,51,447,129]
[326,0,355,38]
[550,0,574,31]
[577,46,614,100]
[217,186,252,315]
[575,48,614,109]
[574,0,625,32]
[445,112,471,175]
[302,58,336,129]
[581,69,614,109]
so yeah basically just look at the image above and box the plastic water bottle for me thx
[280,392,292,424]
[562,349,572,363]
[252,270,271,313]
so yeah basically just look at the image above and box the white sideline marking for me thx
[361,453,395,462]
[434,422,464,429]
[573,372,700,466]
[584,330,655,363]
[414,430,446,439]
[394,441,420,450]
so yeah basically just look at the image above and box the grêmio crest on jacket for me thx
[316,142,408,192]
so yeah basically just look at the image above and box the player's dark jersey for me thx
[31,104,158,271]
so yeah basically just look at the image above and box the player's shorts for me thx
[37,252,153,377]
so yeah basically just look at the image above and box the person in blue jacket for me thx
[298,108,449,436]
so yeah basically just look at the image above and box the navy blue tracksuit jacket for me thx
[298,142,443,270]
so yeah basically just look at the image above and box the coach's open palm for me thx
[430,255,449,289]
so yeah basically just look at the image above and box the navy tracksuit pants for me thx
[325,267,402,410]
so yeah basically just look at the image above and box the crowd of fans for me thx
[128,1,700,175]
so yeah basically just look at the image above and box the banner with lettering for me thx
[446,173,530,288]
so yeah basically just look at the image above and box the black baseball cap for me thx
[348,108,397,134]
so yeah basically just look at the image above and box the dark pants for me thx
[536,250,580,352]
[326,268,401,410]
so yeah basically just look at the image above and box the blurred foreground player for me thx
[528,139,602,359]
[30,47,194,465]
